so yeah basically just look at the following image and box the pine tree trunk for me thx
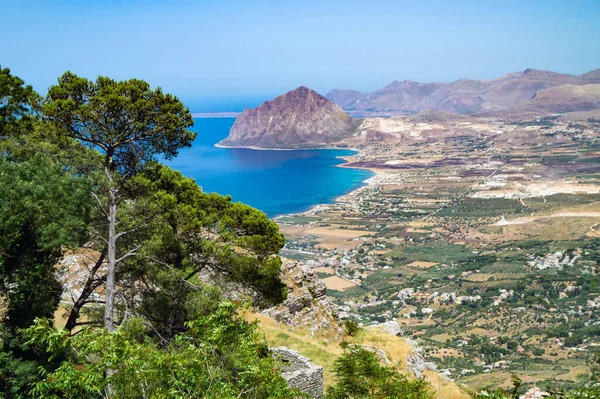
[104,185,117,332]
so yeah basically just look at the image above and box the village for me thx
[277,115,600,389]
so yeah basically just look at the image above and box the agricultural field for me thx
[277,116,600,390]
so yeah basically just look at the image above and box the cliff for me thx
[218,86,358,148]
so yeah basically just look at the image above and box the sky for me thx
[1,0,599,111]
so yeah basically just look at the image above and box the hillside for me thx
[523,83,600,112]
[218,86,358,148]
[250,313,472,399]
[327,68,600,115]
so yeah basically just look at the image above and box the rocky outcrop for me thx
[262,260,342,338]
[271,347,324,398]
[404,338,452,381]
[404,338,427,378]
[381,320,404,337]
[219,86,358,148]
[375,322,450,381]
[327,68,600,116]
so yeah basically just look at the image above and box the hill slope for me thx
[250,313,471,399]
[327,68,600,115]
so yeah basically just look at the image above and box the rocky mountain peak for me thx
[218,86,358,148]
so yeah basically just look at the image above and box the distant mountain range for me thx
[219,69,600,149]
[326,68,600,115]
[218,86,358,148]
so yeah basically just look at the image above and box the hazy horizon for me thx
[2,0,599,112]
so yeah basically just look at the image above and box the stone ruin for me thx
[271,347,324,399]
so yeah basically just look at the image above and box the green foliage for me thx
[43,71,197,332]
[326,345,433,399]
[115,164,287,340]
[0,66,40,136]
[26,302,298,399]
[474,375,521,399]
[0,69,290,397]
[343,319,360,337]
[0,155,91,329]
[43,71,196,175]
[561,388,600,399]
[437,198,525,218]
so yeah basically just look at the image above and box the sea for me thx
[166,117,374,217]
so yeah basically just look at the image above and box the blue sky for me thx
[2,0,599,111]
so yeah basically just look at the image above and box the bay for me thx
[166,118,373,217]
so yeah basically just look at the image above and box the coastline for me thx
[213,140,380,220]
[272,147,382,221]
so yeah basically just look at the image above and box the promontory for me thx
[217,86,358,149]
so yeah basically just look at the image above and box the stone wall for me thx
[271,347,324,398]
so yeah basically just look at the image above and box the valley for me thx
[275,113,600,390]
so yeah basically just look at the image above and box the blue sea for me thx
[166,118,373,217]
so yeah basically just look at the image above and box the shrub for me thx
[343,319,360,336]
[326,346,433,399]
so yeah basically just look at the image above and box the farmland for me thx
[276,115,600,390]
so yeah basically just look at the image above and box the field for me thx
[322,276,359,290]
[464,273,527,282]
[275,116,600,390]
[405,261,438,269]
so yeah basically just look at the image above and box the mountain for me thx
[218,86,358,148]
[327,68,600,115]
[522,83,600,113]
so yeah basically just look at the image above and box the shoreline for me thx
[213,141,381,220]
[272,148,382,221]
[273,169,381,221]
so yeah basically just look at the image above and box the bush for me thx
[24,302,298,398]
[343,319,360,336]
[532,348,545,356]
[326,346,433,399]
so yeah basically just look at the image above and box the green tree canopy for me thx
[0,155,91,330]
[0,66,40,137]
[43,72,195,175]
[70,163,287,340]
[43,72,196,331]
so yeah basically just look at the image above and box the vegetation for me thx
[0,67,293,398]
[343,319,360,336]
[25,303,297,398]
[325,345,433,399]
[43,72,196,332]
[2,64,599,397]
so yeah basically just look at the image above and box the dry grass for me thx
[305,227,370,238]
[464,327,497,337]
[322,276,359,290]
[405,261,438,269]
[431,333,453,342]
[317,239,363,251]
[248,313,343,387]
[314,266,335,274]
[249,313,470,398]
